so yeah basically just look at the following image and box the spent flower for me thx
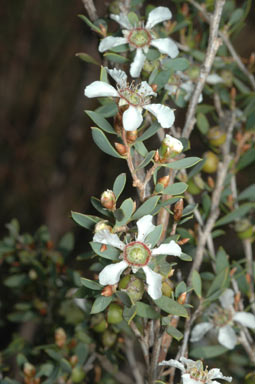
[92,215,182,300]
[85,68,175,131]
[99,7,179,77]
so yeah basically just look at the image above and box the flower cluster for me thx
[191,289,255,349]
[93,215,182,300]
[99,7,179,77]
[159,357,232,384]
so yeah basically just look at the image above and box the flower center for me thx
[119,88,143,106]
[213,307,233,327]
[123,241,151,267]
[187,362,208,383]
[128,28,151,48]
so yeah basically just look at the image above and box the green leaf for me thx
[190,345,228,359]
[128,11,139,25]
[86,111,116,134]
[154,296,188,317]
[196,113,209,135]
[136,302,160,319]
[100,66,108,82]
[145,225,163,248]
[91,127,123,158]
[4,274,28,288]
[113,173,126,200]
[123,305,137,323]
[215,203,255,227]
[90,296,113,314]
[80,278,102,290]
[166,325,183,341]
[216,247,229,274]
[90,242,120,260]
[104,52,129,64]
[236,148,255,171]
[78,14,102,34]
[191,270,202,298]
[132,196,160,220]
[75,52,100,66]
[153,69,171,91]
[238,184,255,201]
[71,211,100,230]
[96,101,118,117]
[91,196,112,218]
[115,198,134,226]
[134,141,148,157]
[179,253,192,262]
[136,122,160,142]
[206,267,229,298]
[162,58,190,72]
[60,358,72,374]
[163,182,188,195]
[229,8,244,26]
[136,151,155,169]
[163,157,201,170]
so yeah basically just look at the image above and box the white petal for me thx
[218,325,237,350]
[85,81,119,98]
[106,67,127,88]
[93,229,125,250]
[145,7,172,29]
[158,359,185,372]
[144,103,175,128]
[163,134,183,153]
[208,368,232,382]
[190,322,214,342]
[219,289,234,309]
[130,48,146,78]
[182,374,201,384]
[99,36,127,52]
[207,74,223,84]
[180,357,197,368]
[138,81,157,97]
[110,13,132,29]
[99,260,128,285]
[152,240,181,257]
[143,266,162,300]
[136,215,155,242]
[151,38,179,58]
[233,312,255,329]
[165,84,178,95]
[123,106,143,131]
[181,80,194,95]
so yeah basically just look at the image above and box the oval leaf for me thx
[91,127,123,158]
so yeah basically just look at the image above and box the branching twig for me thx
[124,338,144,384]
[81,0,98,21]
[182,0,226,138]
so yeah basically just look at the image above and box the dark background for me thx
[0,0,254,246]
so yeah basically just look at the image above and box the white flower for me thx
[159,357,232,384]
[163,134,183,154]
[98,7,179,78]
[191,288,255,350]
[93,215,182,300]
[85,67,175,131]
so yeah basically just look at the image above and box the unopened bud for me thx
[154,150,160,162]
[231,87,236,100]
[159,135,183,161]
[28,269,38,280]
[24,363,36,378]
[207,176,215,189]
[234,292,241,311]
[101,285,115,297]
[158,175,170,188]
[230,267,237,277]
[101,190,116,211]
[177,238,190,245]
[151,83,158,92]
[99,23,107,37]
[55,327,66,348]
[126,130,138,144]
[70,355,78,367]
[100,244,107,252]
[181,3,189,16]
[114,142,127,156]
[95,220,112,233]
[174,199,183,222]
[178,292,187,305]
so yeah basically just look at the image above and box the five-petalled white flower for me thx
[93,215,182,300]
[159,357,232,384]
[190,288,255,350]
[84,67,175,131]
[98,7,179,78]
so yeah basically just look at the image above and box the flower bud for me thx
[114,142,127,156]
[24,363,36,378]
[177,291,187,305]
[100,190,116,211]
[158,175,170,188]
[29,269,38,280]
[70,355,79,367]
[154,150,160,162]
[173,199,183,222]
[202,151,219,174]
[101,285,115,297]
[159,135,183,161]
[177,238,190,245]
[107,303,123,324]
[119,275,144,303]
[94,220,112,233]
[100,244,107,252]
[151,83,158,92]
[55,327,66,348]
[91,314,108,333]
[99,23,107,37]
[126,130,138,144]
[207,176,215,189]
[235,219,253,240]
[207,127,226,147]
